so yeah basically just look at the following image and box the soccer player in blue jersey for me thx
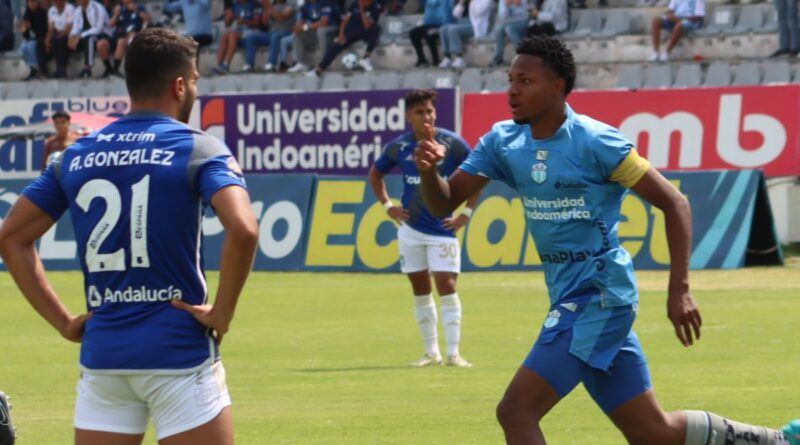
[0,28,257,445]
[368,89,479,368]
[415,35,800,445]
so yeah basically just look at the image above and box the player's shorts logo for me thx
[531,163,548,184]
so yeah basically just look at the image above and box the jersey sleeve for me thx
[373,140,400,174]
[609,149,651,188]
[188,131,247,204]
[459,131,511,186]
[591,126,636,182]
[21,156,68,221]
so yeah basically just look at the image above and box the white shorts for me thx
[74,361,231,440]
[398,223,461,274]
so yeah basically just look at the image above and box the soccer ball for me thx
[341,52,360,70]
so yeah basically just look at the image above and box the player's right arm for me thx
[0,197,91,343]
[368,166,409,223]
[416,124,489,218]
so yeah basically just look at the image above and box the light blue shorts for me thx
[522,293,652,413]
[660,16,704,32]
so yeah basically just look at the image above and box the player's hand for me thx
[60,312,93,343]
[442,214,469,231]
[387,206,410,222]
[667,290,702,347]
[414,124,445,172]
[335,34,346,44]
[171,300,230,344]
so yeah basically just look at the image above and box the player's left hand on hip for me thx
[171,300,230,344]
[667,291,702,347]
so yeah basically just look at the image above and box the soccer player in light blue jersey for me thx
[415,35,799,445]
[369,89,479,368]
[0,28,258,445]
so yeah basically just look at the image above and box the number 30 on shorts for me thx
[438,243,458,259]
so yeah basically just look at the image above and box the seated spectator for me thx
[409,0,454,67]
[109,0,150,75]
[771,0,799,57]
[19,0,49,79]
[68,0,114,78]
[650,0,704,62]
[263,0,296,71]
[164,0,214,48]
[491,0,529,66]
[287,0,340,73]
[307,0,382,77]
[0,1,14,52]
[46,0,75,78]
[212,0,264,74]
[526,0,569,36]
[241,1,275,72]
[438,0,492,69]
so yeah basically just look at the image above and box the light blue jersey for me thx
[23,112,246,373]
[460,105,649,308]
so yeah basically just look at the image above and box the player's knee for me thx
[496,395,540,428]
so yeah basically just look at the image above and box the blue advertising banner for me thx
[0,170,781,272]
[198,89,457,175]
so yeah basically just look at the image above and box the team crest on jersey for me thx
[531,163,548,184]
[543,309,561,328]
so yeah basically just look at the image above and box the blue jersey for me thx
[232,0,263,23]
[460,105,650,307]
[22,112,246,373]
[374,128,471,238]
[117,3,147,35]
[299,0,340,25]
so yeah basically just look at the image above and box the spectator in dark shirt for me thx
[287,0,340,73]
[0,1,14,53]
[212,0,264,74]
[20,0,49,79]
[108,0,151,75]
[307,0,382,77]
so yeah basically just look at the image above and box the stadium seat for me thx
[731,5,764,34]
[642,64,672,89]
[213,76,241,94]
[241,75,264,92]
[55,80,87,99]
[762,60,791,84]
[5,81,32,100]
[294,75,319,92]
[109,79,127,97]
[30,80,59,99]
[563,10,604,40]
[321,72,346,90]
[731,62,761,86]
[703,61,731,87]
[459,68,483,93]
[84,80,110,97]
[755,8,778,34]
[695,6,737,36]
[483,70,508,92]
[673,63,703,87]
[372,72,400,90]
[595,10,632,38]
[348,72,373,90]
[264,74,293,91]
[402,71,428,89]
[428,70,457,88]
[380,16,411,45]
[615,65,643,89]
[197,78,213,95]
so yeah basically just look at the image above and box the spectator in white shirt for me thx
[46,0,75,78]
[650,0,705,62]
[69,0,116,78]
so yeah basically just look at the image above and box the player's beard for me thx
[177,90,195,123]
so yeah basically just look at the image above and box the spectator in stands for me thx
[287,0,340,73]
[0,1,14,53]
[19,0,49,79]
[212,0,264,74]
[46,0,75,78]
[526,0,569,36]
[263,0,296,71]
[409,0,454,67]
[164,0,214,48]
[438,0,492,69]
[307,0,382,77]
[101,0,119,17]
[241,0,277,72]
[491,0,530,66]
[649,0,704,62]
[771,0,799,57]
[68,0,114,78]
[41,110,78,172]
[109,0,150,75]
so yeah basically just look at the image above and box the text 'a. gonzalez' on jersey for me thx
[22,112,246,373]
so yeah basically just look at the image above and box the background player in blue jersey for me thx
[415,35,799,445]
[368,89,479,368]
[0,28,258,445]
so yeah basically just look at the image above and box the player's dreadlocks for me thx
[516,35,577,97]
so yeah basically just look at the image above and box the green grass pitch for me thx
[1,266,798,444]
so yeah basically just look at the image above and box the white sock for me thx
[685,410,790,445]
[440,293,462,357]
[414,294,439,357]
